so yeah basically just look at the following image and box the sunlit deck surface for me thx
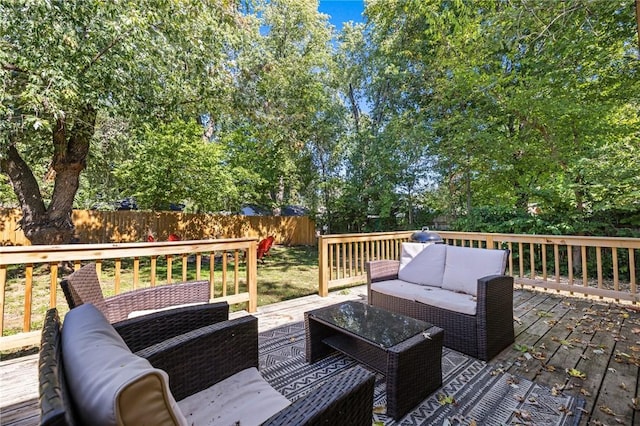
[2,286,639,425]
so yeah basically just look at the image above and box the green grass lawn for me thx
[255,245,319,305]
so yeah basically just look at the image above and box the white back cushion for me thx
[398,243,447,287]
[62,304,186,426]
[441,246,508,296]
[399,242,429,269]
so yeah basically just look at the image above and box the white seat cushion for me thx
[371,280,477,315]
[398,243,447,287]
[371,279,430,301]
[62,304,187,426]
[127,302,206,319]
[441,246,508,297]
[413,287,477,315]
[177,367,291,425]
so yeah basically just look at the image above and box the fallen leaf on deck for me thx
[506,375,520,386]
[599,405,616,416]
[580,388,591,397]
[542,364,556,372]
[566,368,587,379]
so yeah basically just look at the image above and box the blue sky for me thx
[318,0,365,29]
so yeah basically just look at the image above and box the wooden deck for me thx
[1,286,639,425]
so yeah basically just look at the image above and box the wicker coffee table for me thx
[305,301,443,420]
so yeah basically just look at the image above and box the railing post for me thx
[319,236,329,297]
[248,240,258,312]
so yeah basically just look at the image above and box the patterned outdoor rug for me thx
[258,322,584,426]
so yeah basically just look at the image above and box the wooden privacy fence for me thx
[318,231,640,302]
[0,208,317,246]
[0,238,258,351]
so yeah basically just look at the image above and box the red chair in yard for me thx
[257,236,275,263]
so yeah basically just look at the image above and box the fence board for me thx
[0,209,316,246]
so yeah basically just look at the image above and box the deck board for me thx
[1,286,639,425]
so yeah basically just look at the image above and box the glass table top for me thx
[309,301,433,348]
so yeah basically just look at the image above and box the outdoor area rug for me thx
[259,322,584,426]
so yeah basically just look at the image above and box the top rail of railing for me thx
[0,238,258,351]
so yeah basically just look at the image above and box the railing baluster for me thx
[629,249,636,302]
[24,264,33,332]
[0,265,5,334]
[554,244,560,283]
[612,248,619,299]
[150,256,157,286]
[115,259,121,294]
[182,254,188,282]
[49,263,58,308]
[581,246,588,288]
[133,257,140,289]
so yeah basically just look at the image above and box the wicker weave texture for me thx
[38,305,376,426]
[61,262,211,323]
[305,305,443,421]
[367,260,515,361]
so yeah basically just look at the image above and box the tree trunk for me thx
[0,105,96,245]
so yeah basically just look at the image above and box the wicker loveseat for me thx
[366,243,514,361]
[39,303,376,426]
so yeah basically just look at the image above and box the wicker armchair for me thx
[39,305,376,426]
[61,262,212,323]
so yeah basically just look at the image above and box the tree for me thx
[0,0,246,243]
[115,120,236,212]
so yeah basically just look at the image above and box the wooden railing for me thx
[318,231,640,302]
[318,231,414,296]
[0,238,257,351]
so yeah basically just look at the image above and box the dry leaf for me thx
[558,405,573,415]
[438,394,456,406]
[372,405,386,414]
[599,405,616,416]
[566,368,587,379]
[580,388,592,397]
[514,410,532,421]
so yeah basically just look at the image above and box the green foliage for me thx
[115,120,237,212]
[1,0,638,239]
